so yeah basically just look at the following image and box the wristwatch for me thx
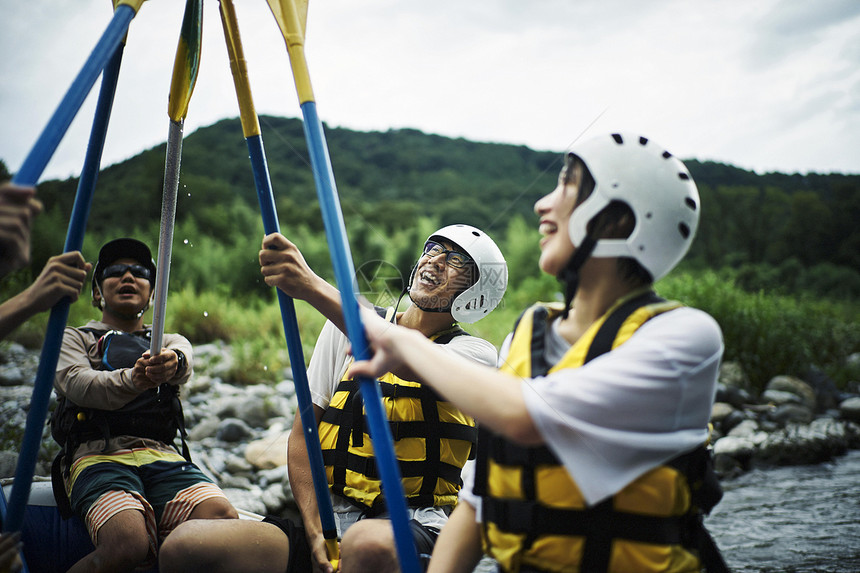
[173,349,188,376]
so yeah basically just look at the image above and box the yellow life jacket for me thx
[475,289,725,573]
[319,324,479,513]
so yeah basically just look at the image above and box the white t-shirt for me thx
[306,317,498,534]
[460,306,723,512]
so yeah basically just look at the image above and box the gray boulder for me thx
[840,397,860,424]
[766,375,816,410]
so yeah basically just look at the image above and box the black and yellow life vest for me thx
[50,328,190,518]
[51,328,188,454]
[474,290,727,573]
[319,324,479,514]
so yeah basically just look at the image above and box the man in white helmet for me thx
[160,226,508,573]
[348,134,729,573]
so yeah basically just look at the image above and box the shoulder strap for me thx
[51,453,74,519]
[375,306,390,320]
[78,326,109,337]
[431,325,469,345]
[584,291,665,364]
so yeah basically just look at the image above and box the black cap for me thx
[92,238,156,290]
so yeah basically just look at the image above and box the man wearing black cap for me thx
[53,238,237,572]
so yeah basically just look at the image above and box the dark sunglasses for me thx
[422,241,472,269]
[101,263,152,281]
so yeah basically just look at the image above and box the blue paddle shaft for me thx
[12,6,135,187]
[299,101,420,572]
[246,134,338,536]
[3,42,125,535]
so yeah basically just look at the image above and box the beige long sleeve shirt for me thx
[53,320,194,466]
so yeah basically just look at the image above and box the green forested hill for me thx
[8,115,860,299]
[30,116,561,235]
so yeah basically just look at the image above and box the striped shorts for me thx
[69,446,228,559]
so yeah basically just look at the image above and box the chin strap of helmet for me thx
[409,297,452,313]
[557,235,598,319]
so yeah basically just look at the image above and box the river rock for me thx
[187,414,221,441]
[0,342,39,386]
[840,397,860,423]
[216,418,254,442]
[710,402,747,436]
[714,435,757,458]
[719,361,751,390]
[245,431,290,470]
[0,363,26,386]
[710,402,734,423]
[804,366,843,411]
[722,409,748,435]
[256,465,288,488]
[0,451,18,478]
[262,482,289,512]
[761,389,803,407]
[727,419,760,438]
[756,419,850,466]
[224,452,254,476]
[716,361,754,410]
[194,341,235,380]
[766,375,816,410]
[234,391,272,429]
[768,403,814,426]
[221,486,268,516]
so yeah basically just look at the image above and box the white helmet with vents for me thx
[567,133,700,281]
[424,224,508,323]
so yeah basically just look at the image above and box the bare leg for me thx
[159,519,290,573]
[187,496,239,520]
[340,519,400,573]
[67,509,151,573]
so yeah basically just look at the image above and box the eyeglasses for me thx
[422,241,472,269]
[101,263,152,281]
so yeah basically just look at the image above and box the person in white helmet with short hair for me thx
[160,225,508,573]
[348,133,729,573]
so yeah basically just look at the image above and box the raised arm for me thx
[259,232,346,332]
[0,251,90,340]
[348,307,542,445]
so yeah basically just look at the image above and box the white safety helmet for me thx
[422,224,508,323]
[567,133,700,281]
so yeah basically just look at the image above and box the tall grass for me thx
[3,269,857,393]
[658,270,859,390]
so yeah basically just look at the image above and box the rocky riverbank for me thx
[2,341,859,519]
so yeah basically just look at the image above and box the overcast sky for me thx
[2,0,859,183]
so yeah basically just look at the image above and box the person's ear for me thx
[92,285,102,309]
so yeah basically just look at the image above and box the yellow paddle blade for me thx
[219,0,261,137]
[267,0,308,42]
[266,0,314,103]
[111,0,144,45]
[115,0,146,13]
[168,0,203,122]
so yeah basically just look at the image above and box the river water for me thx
[706,449,860,572]
[472,449,860,572]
